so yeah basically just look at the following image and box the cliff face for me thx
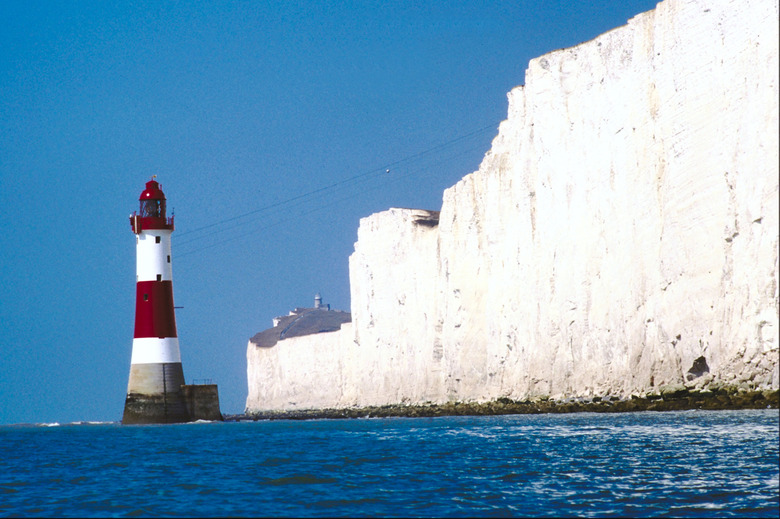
[245,0,779,413]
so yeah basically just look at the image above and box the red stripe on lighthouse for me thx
[134,280,178,338]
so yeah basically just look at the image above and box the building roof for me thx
[250,307,351,348]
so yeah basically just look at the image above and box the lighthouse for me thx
[122,178,190,424]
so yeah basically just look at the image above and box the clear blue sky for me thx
[0,0,659,425]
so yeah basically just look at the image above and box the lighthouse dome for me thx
[140,179,166,201]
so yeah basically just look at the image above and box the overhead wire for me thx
[174,122,499,259]
[176,141,490,259]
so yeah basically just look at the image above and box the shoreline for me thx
[226,386,779,421]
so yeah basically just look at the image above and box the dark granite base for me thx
[227,387,779,422]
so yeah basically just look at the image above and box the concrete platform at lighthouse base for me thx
[122,363,223,424]
[182,384,223,421]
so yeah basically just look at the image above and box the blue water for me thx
[0,410,777,517]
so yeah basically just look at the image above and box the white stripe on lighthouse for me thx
[130,337,182,364]
[136,230,173,282]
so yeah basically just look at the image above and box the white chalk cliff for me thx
[246,0,779,413]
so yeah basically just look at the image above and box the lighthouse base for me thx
[122,362,190,424]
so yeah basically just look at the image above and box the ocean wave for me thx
[24,421,119,427]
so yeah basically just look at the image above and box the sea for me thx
[0,409,777,518]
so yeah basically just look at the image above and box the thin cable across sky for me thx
[173,122,499,258]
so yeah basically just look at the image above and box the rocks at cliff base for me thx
[231,387,779,421]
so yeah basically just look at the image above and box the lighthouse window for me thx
[143,294,148,301]
[155,236,161,244]
[167,255,171,263]
[157,274,162,281]
[140,199,164,218]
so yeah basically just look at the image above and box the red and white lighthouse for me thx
[122,178,190,424]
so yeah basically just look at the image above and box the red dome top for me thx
[139,179,166,201]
